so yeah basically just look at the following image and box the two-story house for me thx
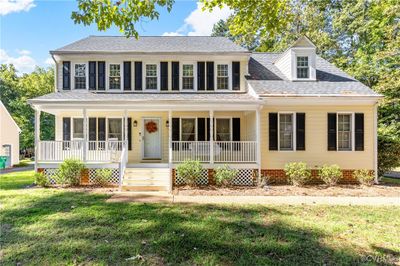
[28,36,381,191]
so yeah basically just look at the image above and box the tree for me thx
[71,0,291,38]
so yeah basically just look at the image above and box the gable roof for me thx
[247,53,380,97]
[51,36,249,54]
[0,100,21,132]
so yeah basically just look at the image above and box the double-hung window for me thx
[296,56,309,79]
[146,64,157,90]
[108,118,122,141]
[217,64,229,90]
[74,64,86,89]
[181,118,196,141]
[182,64,194,90]
[72,118,84,139]
[279,113,294,150]
[338,114,352,151]
[109,64,121,90]
[215,118,231,141]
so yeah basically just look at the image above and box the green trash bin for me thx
[0,156,7,169]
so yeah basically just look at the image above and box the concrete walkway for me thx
[109,192,400,206]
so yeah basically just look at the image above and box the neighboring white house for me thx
[28,36,382,191]
[0,100,21,167]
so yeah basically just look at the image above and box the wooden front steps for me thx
[121,167,170,192]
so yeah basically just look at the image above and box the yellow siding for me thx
[260,105,374,170]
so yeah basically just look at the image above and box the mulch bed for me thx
[174,183,400,197]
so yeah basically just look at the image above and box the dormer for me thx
[274,36,317,81]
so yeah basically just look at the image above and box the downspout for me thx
[51,54,57,92]
[373,102,379,184]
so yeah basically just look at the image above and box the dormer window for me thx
[74,64,86,89]
[109,64,121,90]
[296,56,309,79]
[217,64,229,90]
[146,64,157,90]
[182,64,194,90]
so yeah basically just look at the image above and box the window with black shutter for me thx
[123,61,131,90]
[62,61,71,90]
[97,61,105,90]
[134,62,142,90]
[269,113,278,150]
[296,113,305,150]
[327,113,337,151]
[355,113,364,151]
[89,61,96,90]
[206,62,214,90]
[232,61,240,90]
[160,62,168,91]
[197,62,205,91]
[172,62,179,90]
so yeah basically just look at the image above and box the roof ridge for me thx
[87,35,227,38]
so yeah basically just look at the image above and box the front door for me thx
[142,118,162,159]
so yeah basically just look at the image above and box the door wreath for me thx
[145,120,158,133]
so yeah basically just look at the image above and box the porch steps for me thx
[121,167,170,192]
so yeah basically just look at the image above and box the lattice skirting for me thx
[41,168,120,185]
[232,169,256,186]
[175,169,209,186]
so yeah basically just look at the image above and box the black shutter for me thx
[62,61,71,90]
[123,61,131,90]
[88,61,96,90]
[355,113,364,151]
[128,118,132,150]
[206,62,214,90]
[269,113,278,150]
[63,117,71,141]
[197,62,205,91]
[197,118,206,141]
[296,113,306,150]
[206,118,211,141]
[98,61,105,90]
[232,118,241,141]
[232,61,240,90]
[134,62,142,90]
[172,62,179,90]
[89,118,97,141]
[98,118,106,141]
[172,118,180,151]
[160,62,168,91]
[327,113,337,151]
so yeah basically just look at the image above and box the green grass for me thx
[381,176,400,185]
[0,170,35,190]
[1,171,399,265]
[12,159,33,168]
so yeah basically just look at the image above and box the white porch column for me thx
[83,109,87,161]
[373,103,378,183]
[209,110,214,164]
[34,108,41,172]
[124,109,128,156]
[256,108,262,182]
[168,110,173,192]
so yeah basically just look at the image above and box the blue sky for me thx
[0,0,231,74]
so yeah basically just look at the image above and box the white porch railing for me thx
[38,140,124,162]
[172,141,257,163]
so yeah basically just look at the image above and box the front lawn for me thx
[1,171,399,265]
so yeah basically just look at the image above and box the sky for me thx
[0,0,232,74]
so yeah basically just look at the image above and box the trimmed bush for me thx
[319,164,342,186]
[284,162,311,186]
[354,169,375,186]
[94,169,112,186]
[214,165,238,186]
[56,159,86,186]
[176,160,203,186]
[34,172,49,187]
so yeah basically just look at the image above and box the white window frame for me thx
[72,117,84,140]
[214,117,232,141]
[107,117,123,141]
[179,117,197,141]
[108,63,122,91]
[144,62,160,91]
[73,62,88,90]
[296,56,310,80]
[215,63,231,90]
[336,112,355,152]
[277,112,297,152]
[180,62,197,91]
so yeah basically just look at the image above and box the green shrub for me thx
[214,165,238,186]
[378,125,400,176]
[94,168,112,186]
[34,172,49,187]
[284,162,311,186]
[354,169,375,186]
[319,164,342,186]
[176,160,203,186]
[56,158,86,186]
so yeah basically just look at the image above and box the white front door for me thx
[142,118,162,159]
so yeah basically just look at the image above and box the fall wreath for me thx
[145,121,158,133]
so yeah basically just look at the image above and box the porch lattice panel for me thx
[88,168,120,185]
[175,169,208,186]
[231,169,255,186]
[42,168,59,184]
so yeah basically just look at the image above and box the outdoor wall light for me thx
[133,120,138,127]
[166,120,169,127]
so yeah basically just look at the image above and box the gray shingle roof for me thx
[248,53,379,96]
[28,91,258,104]
[51,36,249,54]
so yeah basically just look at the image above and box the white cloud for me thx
[0,49,36,73]
[0,0,36,16]
[16,49,31,55]
[44,57,54,65]
[163,3,232,36]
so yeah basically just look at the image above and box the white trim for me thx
[180,61,197,91]
[336,112,355,152]
[277,112,296,152]
[107,62,123,91]
[373,103,378,183]
[179,117,198,141]
[143,62,160,91]
[214,117,232,141]
[295,55,310,80]
[215,62,232,90]
[141,117,162,159]
[72,62,88,90]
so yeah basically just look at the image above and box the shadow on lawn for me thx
[1,191,375,265]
